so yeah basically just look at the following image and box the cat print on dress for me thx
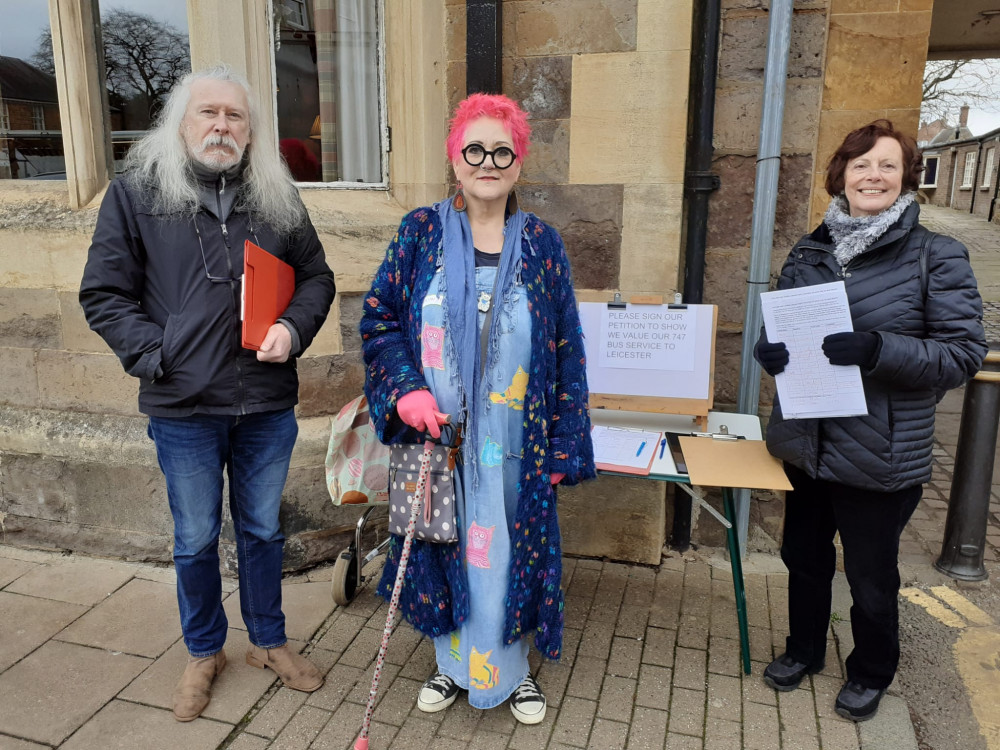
[480,437,503,467]
[421,324,445,370]
[470,647,500,690]
[450,632,461,661]
[488,365,528,410]
[467,522,495,569]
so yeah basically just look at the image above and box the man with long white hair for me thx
[80,65,335,721]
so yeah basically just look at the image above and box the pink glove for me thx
[396,390,449,439]
[550,472,566,486]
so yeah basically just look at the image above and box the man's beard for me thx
[192,134,245,170]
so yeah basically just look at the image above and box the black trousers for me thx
[780,463,922,689]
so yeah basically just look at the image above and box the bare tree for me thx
[31,9,189,127]
[922,58,1000,124]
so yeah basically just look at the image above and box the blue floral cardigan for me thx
[360,205,596,660]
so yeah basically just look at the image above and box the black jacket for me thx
[80,176,335,417]
[762,202,986,491]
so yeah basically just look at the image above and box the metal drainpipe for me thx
[990,142,1000,222]
[970,141,985,215]
[733,0,795,553]
[466,0,502,94]
[672,0,722,551]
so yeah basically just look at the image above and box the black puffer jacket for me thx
[763,202,986,491]
[80,177,335,417]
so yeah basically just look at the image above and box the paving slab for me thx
[0,556,39,588]
[117,628,289,724]
[222,579,334,642]
[55,577,180,658]
[0,736,50,750]
[0,640,149,745]
[4,557,136,606]
[0,591,87,671]
[59,699,232,750]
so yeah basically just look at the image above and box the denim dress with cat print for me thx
[419,254,531,709]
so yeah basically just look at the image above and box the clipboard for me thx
[242,240,295,351]
[678,436,793,490]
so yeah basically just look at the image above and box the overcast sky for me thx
[0,1,188,61]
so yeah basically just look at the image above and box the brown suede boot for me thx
[172,650,226,722]
[246,644,323,692]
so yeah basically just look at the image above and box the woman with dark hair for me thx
[755,119,986,721]
[361,93,594,723]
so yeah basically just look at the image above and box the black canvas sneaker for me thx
[510,674,546,724]
[416,672,460,713]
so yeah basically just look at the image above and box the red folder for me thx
[242,240,295,351]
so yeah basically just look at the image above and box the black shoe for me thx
[416,672,460,713]
[835,680,885,722]
[762,653,824,691]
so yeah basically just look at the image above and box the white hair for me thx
[124,64,306,235]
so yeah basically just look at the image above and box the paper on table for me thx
[760,280,868,419]
[591,425,661,474]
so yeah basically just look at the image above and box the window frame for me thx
[271,0,390,190]
[982,147,995,189]
[920,154,939,188]
[961,151,977,189]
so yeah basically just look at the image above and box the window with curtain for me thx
[920,155,939,188]
[961,151,977,188]
[273,0,385,185]
[982,148,994,188]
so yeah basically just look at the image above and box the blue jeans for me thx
[147,408,298,657]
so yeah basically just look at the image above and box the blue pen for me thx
[659,437,666,459]
[636,441,646,457]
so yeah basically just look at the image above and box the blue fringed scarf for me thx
[439,196,526,487]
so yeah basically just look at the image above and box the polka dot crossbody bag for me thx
[387,423,463,543]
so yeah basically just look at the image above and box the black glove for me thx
[755,338,790,376]
[822,331,880,369]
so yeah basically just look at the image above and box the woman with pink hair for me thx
[361,94,595,723]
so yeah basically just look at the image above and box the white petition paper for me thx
[759,281,868,419]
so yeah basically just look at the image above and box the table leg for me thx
[722,487,751,674]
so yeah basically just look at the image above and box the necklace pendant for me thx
[477,291,491,312]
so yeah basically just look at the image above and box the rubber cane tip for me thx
[354,738,369,750]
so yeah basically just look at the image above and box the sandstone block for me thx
[718,11,826,82]
[513,0,638,57]
[713,80,822,154]
[823,11,930,111]
[517,184,623,291]
[519,119,570,185]
[0,288,61,349]
[560,476,666,565]
[569,50,689,185]
[0,347,39,407]
[620,183,683,295]
[637,0,692,52]
[36,350,138,416]
[297,354,365,420]
[506,56,572,121]
[59,291,109,353]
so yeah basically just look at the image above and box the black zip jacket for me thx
[80,176,336,417]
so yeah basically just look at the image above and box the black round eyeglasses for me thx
[462,144,517,170]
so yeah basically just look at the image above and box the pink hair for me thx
[445,93,531,165]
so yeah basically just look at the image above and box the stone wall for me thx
[442,0,696,562]
[0,181,399,572]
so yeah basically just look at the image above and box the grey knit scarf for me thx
[824,191,915,267]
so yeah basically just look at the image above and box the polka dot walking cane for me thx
[354,438,435,750]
